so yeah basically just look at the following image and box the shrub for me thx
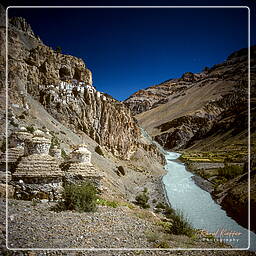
[50,136,60,148]
[61,149,67,159]
[157,221,171,231]
[156,202,166,209]
[217,164,244,179]
[164,206,175,218]
[26,126,35,133]
[135,192,150,209]
[96,198,119,208]
[143,187,148,193]
[155,241,170,248]
[169,210,194,237]
[57,182,98,212]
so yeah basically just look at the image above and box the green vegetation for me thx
[155,202,166,209]
[143,187,148,193]
[135,188,150,209]
[179,150,247,192]
[169,210,194,237]
[155,204,195,237]
[156,220,172,231]
[53,182,98,212]
[96,198,119,208]
[217,164,244,179]
[50,136,60,149]
[61,149,67,159]
[155,241,170,248]
[179,150,247,163]
[26,125,35,133]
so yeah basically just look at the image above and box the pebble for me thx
[1,199,255,256]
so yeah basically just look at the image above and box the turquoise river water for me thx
[162,152,256,250]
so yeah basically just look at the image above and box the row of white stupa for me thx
[39,79,107,102]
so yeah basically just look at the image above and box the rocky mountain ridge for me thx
[0,6,166,206]
[124,46,256,233]
[2,10,164,163]
[124,46,255,152]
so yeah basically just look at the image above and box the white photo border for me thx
[5,5,251,251]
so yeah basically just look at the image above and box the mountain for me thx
[124,46,255,153]
[0,6,166,205]
[124,45,256,232]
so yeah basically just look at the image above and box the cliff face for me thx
[1,13,164,163]
[124,47,255,151]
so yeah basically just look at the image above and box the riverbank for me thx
[162,152,256,250]
[177,151,255,233]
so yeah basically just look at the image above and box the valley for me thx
[0,4,255,254]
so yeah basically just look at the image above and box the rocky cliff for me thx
[1,10,164,163]
[0,7,167,205]
[124,46,255,152]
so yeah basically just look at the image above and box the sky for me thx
[8,6,251,101]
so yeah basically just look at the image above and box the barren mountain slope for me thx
[124,46,255,152]
[0,6,165,202]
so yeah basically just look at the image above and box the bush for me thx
[169,210,194,237]
[155,241,170,248]
[96,198,119,208]
[57,182,98,212]
[135,192,150,209]
[26,126,35,133]
[50,136,60,149]
[143,187,148,193]
[217,164,244,179]
[61,149,67,159]
[156,202,166,209]
[164,206,175,218]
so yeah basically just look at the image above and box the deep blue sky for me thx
[8,7,250,100]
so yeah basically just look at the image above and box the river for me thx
[162,151,256,250]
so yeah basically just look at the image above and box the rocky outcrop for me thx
[0,9,165,204]
[212,171,256,232]
[2,11,164,164]
[125,46,255,151]
[9,17,42,41]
